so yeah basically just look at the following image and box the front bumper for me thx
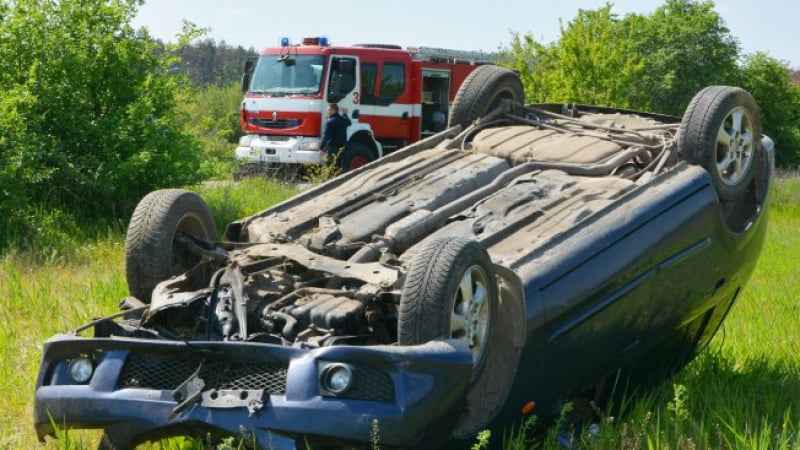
[35,335,472,448]
[235,136,323,165]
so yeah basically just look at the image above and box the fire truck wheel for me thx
[448,65,524,130]
[340,142,375,172]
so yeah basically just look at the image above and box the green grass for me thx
[1,178,798,449]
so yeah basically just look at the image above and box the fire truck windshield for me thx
[249,54,325,96]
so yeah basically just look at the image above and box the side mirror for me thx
[241,73,251,93]
[339,59,354,73]
[241,57,256,93]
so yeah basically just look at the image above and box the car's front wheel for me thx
[125,189,217,303]
[399,236,498,375]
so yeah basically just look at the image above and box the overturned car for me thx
[35,67,773,449]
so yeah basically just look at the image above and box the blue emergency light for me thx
[280,37,290,47]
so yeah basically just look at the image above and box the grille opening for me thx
[119,354,288,395]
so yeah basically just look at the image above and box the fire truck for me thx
[234,36,509,173]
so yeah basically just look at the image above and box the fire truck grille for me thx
[249,118,303,129]
[119,354,288,394]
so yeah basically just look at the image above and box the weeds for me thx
[305,152,342,184]
[370,418,381,450]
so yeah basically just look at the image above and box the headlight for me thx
[239,135,252,147]
[68,356,94,384]
[320,363,354,395]
[299,140,320,151]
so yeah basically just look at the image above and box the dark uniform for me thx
[320,112,351,162]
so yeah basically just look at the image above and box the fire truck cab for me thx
[234,37,499,173]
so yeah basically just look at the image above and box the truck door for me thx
[326,56,359,125]
[355,61,378,125]
[421,69,451,136]
[356,61,412,151]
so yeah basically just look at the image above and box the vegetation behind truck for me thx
[234,36,504,174]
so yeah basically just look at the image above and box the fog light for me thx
[322,363,354,394]
[68,356,94,384]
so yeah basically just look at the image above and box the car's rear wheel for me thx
[678,86,761,201]
[448,65,524,129]
[125,189,217,303]
[399,236,498,375]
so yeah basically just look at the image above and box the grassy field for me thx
[1,177,798,449]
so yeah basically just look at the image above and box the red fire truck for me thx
[234,36,513,173]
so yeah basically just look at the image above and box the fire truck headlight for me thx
[239,135,252,147]
[300,140,320,151]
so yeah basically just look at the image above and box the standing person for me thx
[320,103,351,166]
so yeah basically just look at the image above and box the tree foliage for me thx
[504,0,800,165]
[508,6,645,108]
[625,0,740,115]
[0,0,204,249]
[739,53,800,167]
[174,39,257,86]
[179,83,245,175]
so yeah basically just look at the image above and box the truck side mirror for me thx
[241,57,256,93]
[339,59,354,73]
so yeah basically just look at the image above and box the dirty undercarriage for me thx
[135,101,681,352]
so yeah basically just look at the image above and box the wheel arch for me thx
[347,126,382,158]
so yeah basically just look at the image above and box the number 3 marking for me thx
[353,92,360,104]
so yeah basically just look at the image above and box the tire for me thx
[448,65,524,129]
[399,236,498,374]
[677,86,761,201]
[339,141,375,172]
[125,189,217,303]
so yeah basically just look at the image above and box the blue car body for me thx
[34,97,773,449]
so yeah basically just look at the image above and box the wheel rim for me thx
[171,214,208,274]
[349,155,369,170]
[716,106,755,186]
[450,264,491,365]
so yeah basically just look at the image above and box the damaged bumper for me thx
[34,335,472,448]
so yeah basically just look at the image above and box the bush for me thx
[180,83,245,178]
[0,0,205,250]
[739,53,800,167]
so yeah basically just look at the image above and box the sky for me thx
[132,0,799,68]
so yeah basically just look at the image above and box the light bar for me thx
[301,36,330,46]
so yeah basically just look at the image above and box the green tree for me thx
[739,53,800,167]
[175,39,257,86]
[0,0,204,249]
[180,83,245,176]
[507,6,645,107]
[505,0,740,114]
[627,0,740,115]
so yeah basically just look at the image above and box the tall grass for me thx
[0,178,297,449]
[1,179,797,449]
